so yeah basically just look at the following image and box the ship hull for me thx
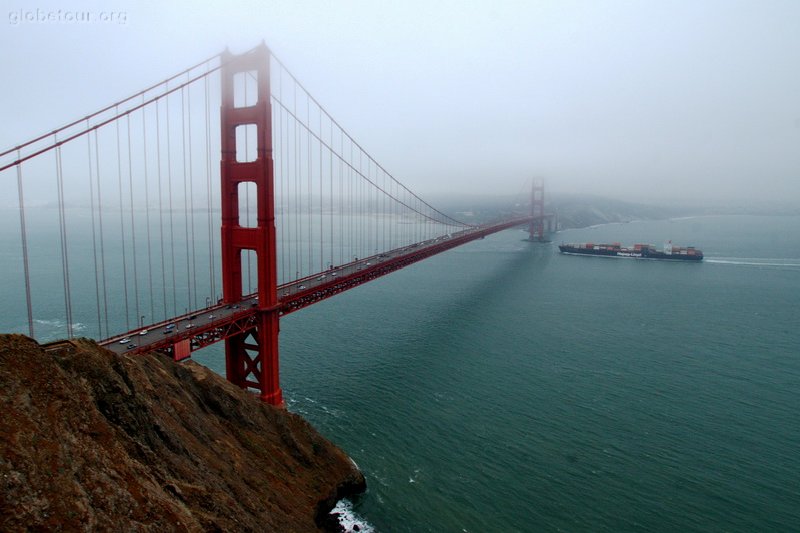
[558,244,703,261]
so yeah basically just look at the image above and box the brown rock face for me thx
[0,334,365,532]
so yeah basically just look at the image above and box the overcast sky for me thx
[2,0,799,206]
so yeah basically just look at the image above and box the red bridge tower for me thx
[220,44,283,406]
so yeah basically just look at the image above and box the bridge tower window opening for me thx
[232,70,258,109]
[237,181,257,228]
[235,124,257,163]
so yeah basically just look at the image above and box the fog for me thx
[2,0,799,208]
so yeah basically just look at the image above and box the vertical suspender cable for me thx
[356,146,359,253]
[382,169,385,251]
[280,96,286,283]
[116,111,131,329]
[166,92,178,316]
[279,69,287,284]
[141,100,155,321]
[386,171,390,249]
[356,148,359,258]
[181,87,192,310]
[319,102,325,272]
[339,131,343,265]
[368,159,373,254]
[155,99,168,320]
[94,132,110,336]
[15,155,34,338]
[55,144,74,338]
[127,115,141,327]
[359,150,363,259]
[346,139,351,260]
[356,150,360,259]
[349,140,353,260]
[293,83,299,280]
[205,73,216,303]
[186,79,198,308]
[329,116,333,269]
[307,95,312,275]
[86,125,103,338]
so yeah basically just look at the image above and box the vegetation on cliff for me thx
[0,334,365,532]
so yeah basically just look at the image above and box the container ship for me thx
[558,241,703,261]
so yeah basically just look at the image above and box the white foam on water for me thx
[34,318,65,327]
[706,258,800,268]
[330,499,375,533]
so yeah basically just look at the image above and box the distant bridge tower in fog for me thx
[528,179,555,242]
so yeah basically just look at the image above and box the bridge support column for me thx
[220,43,283,406]
[224,311,281,403]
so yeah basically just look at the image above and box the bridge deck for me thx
[100,216,533,357]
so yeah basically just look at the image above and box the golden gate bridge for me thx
[0,43,551,406]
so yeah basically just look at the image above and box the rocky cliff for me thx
[0,334,365,532]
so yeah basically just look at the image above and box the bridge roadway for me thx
[100,216,533,358]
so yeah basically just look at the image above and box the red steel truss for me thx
[99,217,532,368]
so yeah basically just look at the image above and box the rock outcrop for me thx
[0,334,365,532]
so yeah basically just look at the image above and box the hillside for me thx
[0,334,365,532]
[550,193,683,229]
[430,192,689,229]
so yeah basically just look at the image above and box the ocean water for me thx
[272,215,800,531]
[2,214,800,531]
